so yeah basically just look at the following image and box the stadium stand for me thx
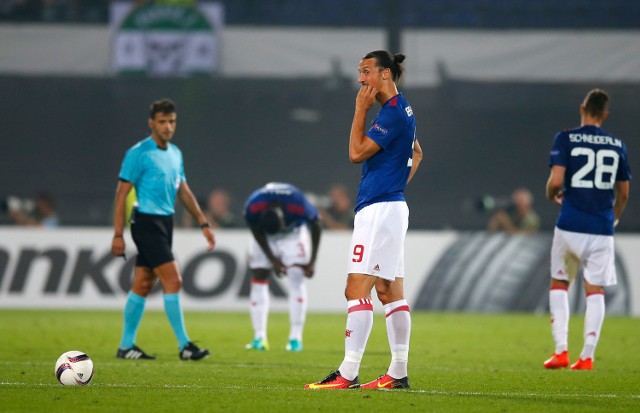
[1,1,638,230]
[0,0,639,28]
[1,76,639,231]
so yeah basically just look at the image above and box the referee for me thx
[112,98,215,361]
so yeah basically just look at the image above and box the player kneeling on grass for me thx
[544,89,631,371]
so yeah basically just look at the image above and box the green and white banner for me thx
[110,1,223,76]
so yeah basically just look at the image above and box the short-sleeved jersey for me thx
[119,136,186,216]
[355,93,416,213]
[549,124,631,235]
[243,182,319,231]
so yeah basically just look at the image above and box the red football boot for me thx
[544,351,569,369]
[304,370,360,390]
[361,373,410,390]
[570,358,593,370]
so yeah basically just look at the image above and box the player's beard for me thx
[153,129,174,145]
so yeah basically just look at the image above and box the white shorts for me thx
[347,201,409,281]
[550,227,617,286]
[248,224,312,269]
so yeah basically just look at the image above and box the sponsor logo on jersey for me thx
[373,264,380,271]
[345,329,353,337]
[372,123,388,135]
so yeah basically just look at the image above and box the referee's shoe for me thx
[116,345,156,360]
[179,341,210,361]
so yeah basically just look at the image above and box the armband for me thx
[200,222,211,229]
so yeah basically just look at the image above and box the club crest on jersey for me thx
[372,123,388,135]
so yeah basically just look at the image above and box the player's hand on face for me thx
[111,236,125,257]
[356,85,378,111]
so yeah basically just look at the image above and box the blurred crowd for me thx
[0,1,200,22]
[177,184,355,231]
[0,0,109,22]
[4,185,547,233]
[486,187,540,235]
[3,0,636,27]
[3,184,356,230]
[3,191,59,228]
[0,0,210,22]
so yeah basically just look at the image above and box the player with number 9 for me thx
[544,89,631,371]
[305,50,423,390]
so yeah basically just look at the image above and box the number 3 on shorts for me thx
[352,244,365,263]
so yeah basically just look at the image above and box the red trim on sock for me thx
[385,305,410,317]
[586,291,605,296]
[550,285,568,291]
[251,278,269,285]
[347,298,373,313]
[348,303,373,313]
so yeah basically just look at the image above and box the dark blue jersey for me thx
[549,125,631,235]
[355,93,416,213]
[243,182,319,231]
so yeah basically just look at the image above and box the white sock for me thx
[287,266,307,341]
[549,288,569,354]
[581,292,605,360]
[384,299,411,379]
[338,299,373,381]
[249,279,269,341]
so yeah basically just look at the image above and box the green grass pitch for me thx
[0,310,638,412]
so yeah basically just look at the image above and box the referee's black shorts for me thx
[131,210,174,269]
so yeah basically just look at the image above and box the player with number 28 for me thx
[544,89,631,371]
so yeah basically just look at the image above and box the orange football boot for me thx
[361,373,410,389]
[570,358,593,370]
[305,370,360,390]
[544,351,569,369]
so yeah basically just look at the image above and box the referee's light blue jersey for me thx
[119,137,186,216]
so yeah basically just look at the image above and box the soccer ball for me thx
[54,351,94,386]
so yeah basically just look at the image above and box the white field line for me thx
[1,381,639,399]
